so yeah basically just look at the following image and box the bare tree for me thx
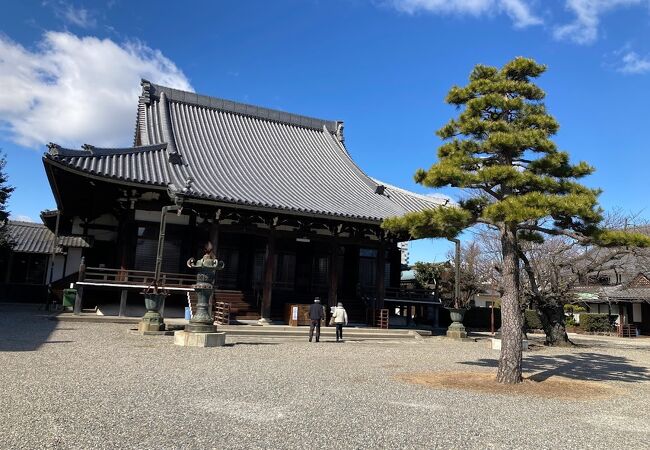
[472,211,650,346]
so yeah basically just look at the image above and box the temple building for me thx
[41,80,442,322]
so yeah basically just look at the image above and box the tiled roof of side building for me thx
[44,80,445,222]
[6,221,92,254]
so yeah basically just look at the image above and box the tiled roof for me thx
[7,221,91,254]
[573,284,650,303]
[607,287,650,301]
[44,80,444,223]
[46,143,171,187]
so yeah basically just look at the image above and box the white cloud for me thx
[44,1,97,28]
[61,5,96,28]
[385,0,542,28]
[553,0,647,44]
[499,0,543,27]
[0,31,192,148]
[616,50,650,73]
[11,214,35,222]
[388,0,650,45]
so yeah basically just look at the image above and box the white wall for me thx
[44,247,85,284]
[45,254,64,284]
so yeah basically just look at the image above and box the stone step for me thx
[215,325,429,340]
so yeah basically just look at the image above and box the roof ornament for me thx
[335,121,345,143]
[46,142,61,155]
[183,177,194,193]
[140,79,153,105]
[168,152,183,165]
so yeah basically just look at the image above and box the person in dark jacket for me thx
[308,297,324,342]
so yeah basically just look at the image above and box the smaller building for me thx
[0,219,91,302]
[574,273,650,334]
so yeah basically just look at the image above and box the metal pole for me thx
[153,205,179,286]
[491,303,495,334]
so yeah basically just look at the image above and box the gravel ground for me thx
[1,305,649,450]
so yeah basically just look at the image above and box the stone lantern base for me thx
[138,311,165,333]
[446,321,468,340]
[174,330,226,347]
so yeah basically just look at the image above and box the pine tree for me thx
[383,57,650,384]
[0,151,15,249]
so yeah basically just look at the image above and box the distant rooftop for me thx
[7,221,91,254]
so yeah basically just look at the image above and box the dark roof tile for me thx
[44,82,445,222]
[7,221,91,254]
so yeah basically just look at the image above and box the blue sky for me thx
[1,0,649,263]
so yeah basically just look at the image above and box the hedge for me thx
[579,313,612,332]
[524,309,543,331]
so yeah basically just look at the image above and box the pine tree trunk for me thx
[538,305,573,347]
[496,226,524,384]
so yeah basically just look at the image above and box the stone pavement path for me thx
[1,305,649,449]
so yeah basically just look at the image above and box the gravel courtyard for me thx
[1,305,649,450]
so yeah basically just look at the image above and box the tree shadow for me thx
[0,304,60,352]
[461,352,650,383]
[223,342,280,347]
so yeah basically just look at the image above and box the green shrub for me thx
[524,309,543,330]
[564,304,586,313]
[579,313,612,332]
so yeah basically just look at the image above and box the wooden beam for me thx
[328,240,340,308]
[209,219,219,257]
[73,286,84,315]
[4,251,13,283]
[375,241,386,309]
[260,229,276,322]
[73,257,86,315]
[118,289,128,317]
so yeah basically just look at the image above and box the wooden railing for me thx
[376,309,389,329]
[618,323,637,338]
[214,302,231,325]
[82,266,195,288]
[385,287,437,301]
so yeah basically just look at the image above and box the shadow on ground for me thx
[0,304,63,352]
[461,352,650,383]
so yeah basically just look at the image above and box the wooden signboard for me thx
[286,304,325,326]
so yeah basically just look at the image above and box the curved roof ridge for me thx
[371,178,451,206]
[46,142,168,158]
[140,79,340,133]
[321,126,380,193]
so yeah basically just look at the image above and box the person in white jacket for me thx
[332,302,348,342]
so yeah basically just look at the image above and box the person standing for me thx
[332,302,348,342]
[308,297,324,342]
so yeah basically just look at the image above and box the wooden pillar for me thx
[260,231,275,323]
[73,257,86,315]
[118,209,135,277]
[4,251,13,283]
[209,220,219,256]
[328,240,340,308]
[118,289,128,317]
[183,211,198,263]
[375,242,386,309]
